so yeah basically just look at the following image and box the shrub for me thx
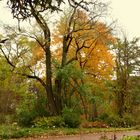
[0,114,6,124]
[106,114,136,128]
[98,113,109,121]
[52,116,65,127]
[122,113,136,127]
[16,94,38,126]
[62,107,81,128]
[0,114,15,124]
[81,120,109,128]
[134,125,140,130]
[16,109,37,127]
[92,121,109,128]
[33,116,65,128]
[35,95,49,117]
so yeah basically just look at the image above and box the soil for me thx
[11,130,140,140]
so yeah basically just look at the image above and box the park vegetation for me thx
[0,0,140,139]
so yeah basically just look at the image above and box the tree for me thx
[113,37,140,116]
[53,10,115,79]
[0,56,27,117]
[1,0,109,115]
[53,9,115,118]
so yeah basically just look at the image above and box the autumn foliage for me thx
[53,10,115,80]
[0,0,140,131]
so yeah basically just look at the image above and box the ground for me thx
[11,130,140,140]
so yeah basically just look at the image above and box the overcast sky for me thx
[111,0,140,39]
[0,0,140,39]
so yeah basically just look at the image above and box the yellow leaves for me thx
[73,9,89,29]
[32,46,44,60]
[52,9,115,80]
[94,22,116,45]
[30,42,44,66]
[18,36,29,46]
[52,34,63,46]
[81,39,115,79]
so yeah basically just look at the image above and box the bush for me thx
[0,125,27,139]
[98,113,109,121]
[122,113,136,127]
[106,114,136,128]
[35,95,49,117]
[16,94,38,126]
[62,107,81,128]
[0,114,15,124]
[81,120,109,128]
[33,116,65,128]
[134,125,140,130]
[0,114,6,124]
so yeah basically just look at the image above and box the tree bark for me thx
[54,35,70,114]
[45,46,58,115]
[30,5,58,115]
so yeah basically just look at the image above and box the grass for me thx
[121,136,140,140]
[0,124,135,139]
[0,125,47,139]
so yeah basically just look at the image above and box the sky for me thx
[0,0,140,39]
[110,0,140,39]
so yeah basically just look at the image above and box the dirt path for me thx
[12,130,140,140]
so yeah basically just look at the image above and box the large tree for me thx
[53,9,115,118]
[113,37,140,116]
[0,0,110,115]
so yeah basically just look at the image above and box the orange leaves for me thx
[30,42,44,66]
[52,9,115,80]
[32,45,44,60]
[84,43,114,79]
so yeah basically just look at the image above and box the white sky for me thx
[0,0,140,39]
[110,0,140,39]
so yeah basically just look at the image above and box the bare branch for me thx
[18,73,46,88]
[0,47,16,68]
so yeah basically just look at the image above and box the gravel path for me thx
[11,130,140,140]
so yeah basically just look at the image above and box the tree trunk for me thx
[55,76,63,114]
[31,9,61,115]
[53,35,69,114]
[92,103,98,118]
[45,47,58,115]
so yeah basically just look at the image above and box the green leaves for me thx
[56,63,84,84]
